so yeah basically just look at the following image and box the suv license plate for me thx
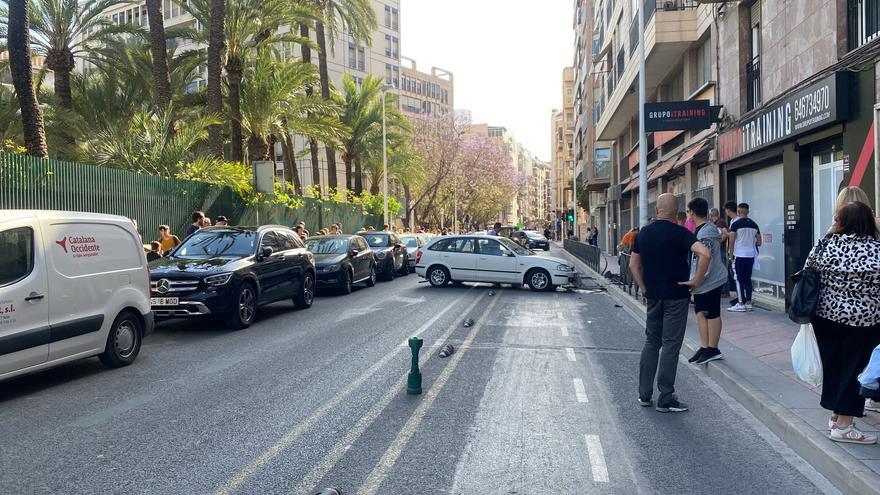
[151,297,179,306]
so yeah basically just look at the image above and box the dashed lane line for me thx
[573,378,589,403]
[561,327,569,337]
[585,434,609,483]
[357,294,504,495]
[556,311,564,320]
[291,293,499,495]
[566,347,577,362]
[213,288,480,495]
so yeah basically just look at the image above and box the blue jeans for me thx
[734,257,754,303]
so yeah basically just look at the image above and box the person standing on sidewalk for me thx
[186,211,205,237]
[685,198,728,365]
[721,201,738,302]
[630,193,711,413]
[727,203,761,312]
[806,201,880,444]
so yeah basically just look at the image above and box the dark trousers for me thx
[812,315,880,417]
[639,298,690,405]
[733,257,754,303]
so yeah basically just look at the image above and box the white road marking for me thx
[213,288,481,495]
[585,434,609,482]
[292,293,500,495]
[566,347,577,362]
[561,327,569,337]
[556,311,564,320]
[357,295,503,495]
[573,378,589,403]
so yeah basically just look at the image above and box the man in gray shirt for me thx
[686,198,729,364]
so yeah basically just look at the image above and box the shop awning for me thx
[648,158,677,181]
[673,141,709,169]
[622,176,640,193]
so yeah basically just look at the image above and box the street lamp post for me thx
[572,160,578,240]
[381,84,393,228]
[638,0,648,228]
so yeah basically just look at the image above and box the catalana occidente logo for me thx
[56,235,101,258]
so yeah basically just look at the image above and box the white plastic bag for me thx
[791,323,823,387]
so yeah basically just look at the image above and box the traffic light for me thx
[567,210,574,222]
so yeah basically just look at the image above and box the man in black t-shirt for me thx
[630,193,710,413]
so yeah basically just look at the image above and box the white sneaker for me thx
[745,303,754,311]
[830,425,878,444]
[727,303,748,312]
[829,416,837,430]
[866,399,880,413]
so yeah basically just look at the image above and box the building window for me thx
[384,5,399,30]
[847,0,880,50]
[348,43,356,69]
[746,1,762,110]
[357,46,365,70]
[694,38,712,90]
[164,0,171,19]
[393,66,400,87]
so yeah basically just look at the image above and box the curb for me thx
[559,249,880,495]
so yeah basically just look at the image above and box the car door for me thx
[389,234,404,270]
[353,237,370,280]
[255,231,287,303]
[475,238,519,283]
[0,220,49,376]
[283,230,311,294]
[440,238,477,281]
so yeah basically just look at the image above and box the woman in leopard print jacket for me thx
[806,201,880,445]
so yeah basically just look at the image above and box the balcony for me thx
[594,0,703,141]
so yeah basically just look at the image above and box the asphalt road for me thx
[0,247,836,494]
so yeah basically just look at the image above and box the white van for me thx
[0,210,154,382]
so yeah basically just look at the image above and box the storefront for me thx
[717,69,876,304]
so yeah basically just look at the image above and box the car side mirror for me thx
[260,247,273,260]
[350,248,360,256]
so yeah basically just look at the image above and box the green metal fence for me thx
[0,152,380,239]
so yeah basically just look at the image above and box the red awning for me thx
[673,141,709,169]
[654,130,684,148]
[622,177,640,193]
[648,158,677,181]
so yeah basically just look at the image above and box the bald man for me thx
[630,193,711,413]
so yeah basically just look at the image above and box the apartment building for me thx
[572,0,600,244]
[579,0,880,305]
[89,0,404,193]
[399,57,453,117]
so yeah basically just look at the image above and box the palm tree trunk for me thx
[45,49,74,109]
[404,184,412,230]
[315,21,338,191]
[299,22,322,195]
[247,134,269,162]
[354,158,365,194]
[281,127,302,195]
[145,0,172,117]
[7,0,47,157]
[207,0,226,158]
[226,57,244,162]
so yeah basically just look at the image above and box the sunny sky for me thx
[401,0,575,163]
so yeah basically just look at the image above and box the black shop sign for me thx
[644,100,711,132]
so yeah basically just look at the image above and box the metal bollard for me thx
[407,337,423,395]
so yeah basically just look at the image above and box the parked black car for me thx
[512,230,550,251]
[360,231,408,280]
[305,235,377,294]
[149,226,315,329]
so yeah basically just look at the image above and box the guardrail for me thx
[565,240,643,301]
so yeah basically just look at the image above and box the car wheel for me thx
[428,265,450,287]
[526,269,553,292]
[340,267,353,295]
[365,263,377,287]
[229,283,257,329]
[99,310,143,368]
[399,258,409,276]
[543,246,550,251]
[382,261,395,281]
[294,272,315,309]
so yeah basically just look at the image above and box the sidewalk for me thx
[559,245,880,495]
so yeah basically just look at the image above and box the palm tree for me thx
[335,74,408,195]
[6,0,47,156]
[24,0,134,111]
[182,0,316,162]
[297,19,321,195]
[239,48,345,164]
[206,0,225,158]
[144,0,172,116]
[312,0,376,192]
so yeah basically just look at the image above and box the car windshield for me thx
[525,232,544,239]
[305,237,349,254]
[499,237,534,256]
[401,237,418,248]
[363,234,391,247]
[172,230,257,259]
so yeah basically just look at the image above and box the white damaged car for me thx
[414,235,576,291]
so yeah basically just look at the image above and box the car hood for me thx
[149,256,248,275]
[313,253,346,266]
[529,254,571,267]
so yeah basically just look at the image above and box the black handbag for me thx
[788,239,828,324]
